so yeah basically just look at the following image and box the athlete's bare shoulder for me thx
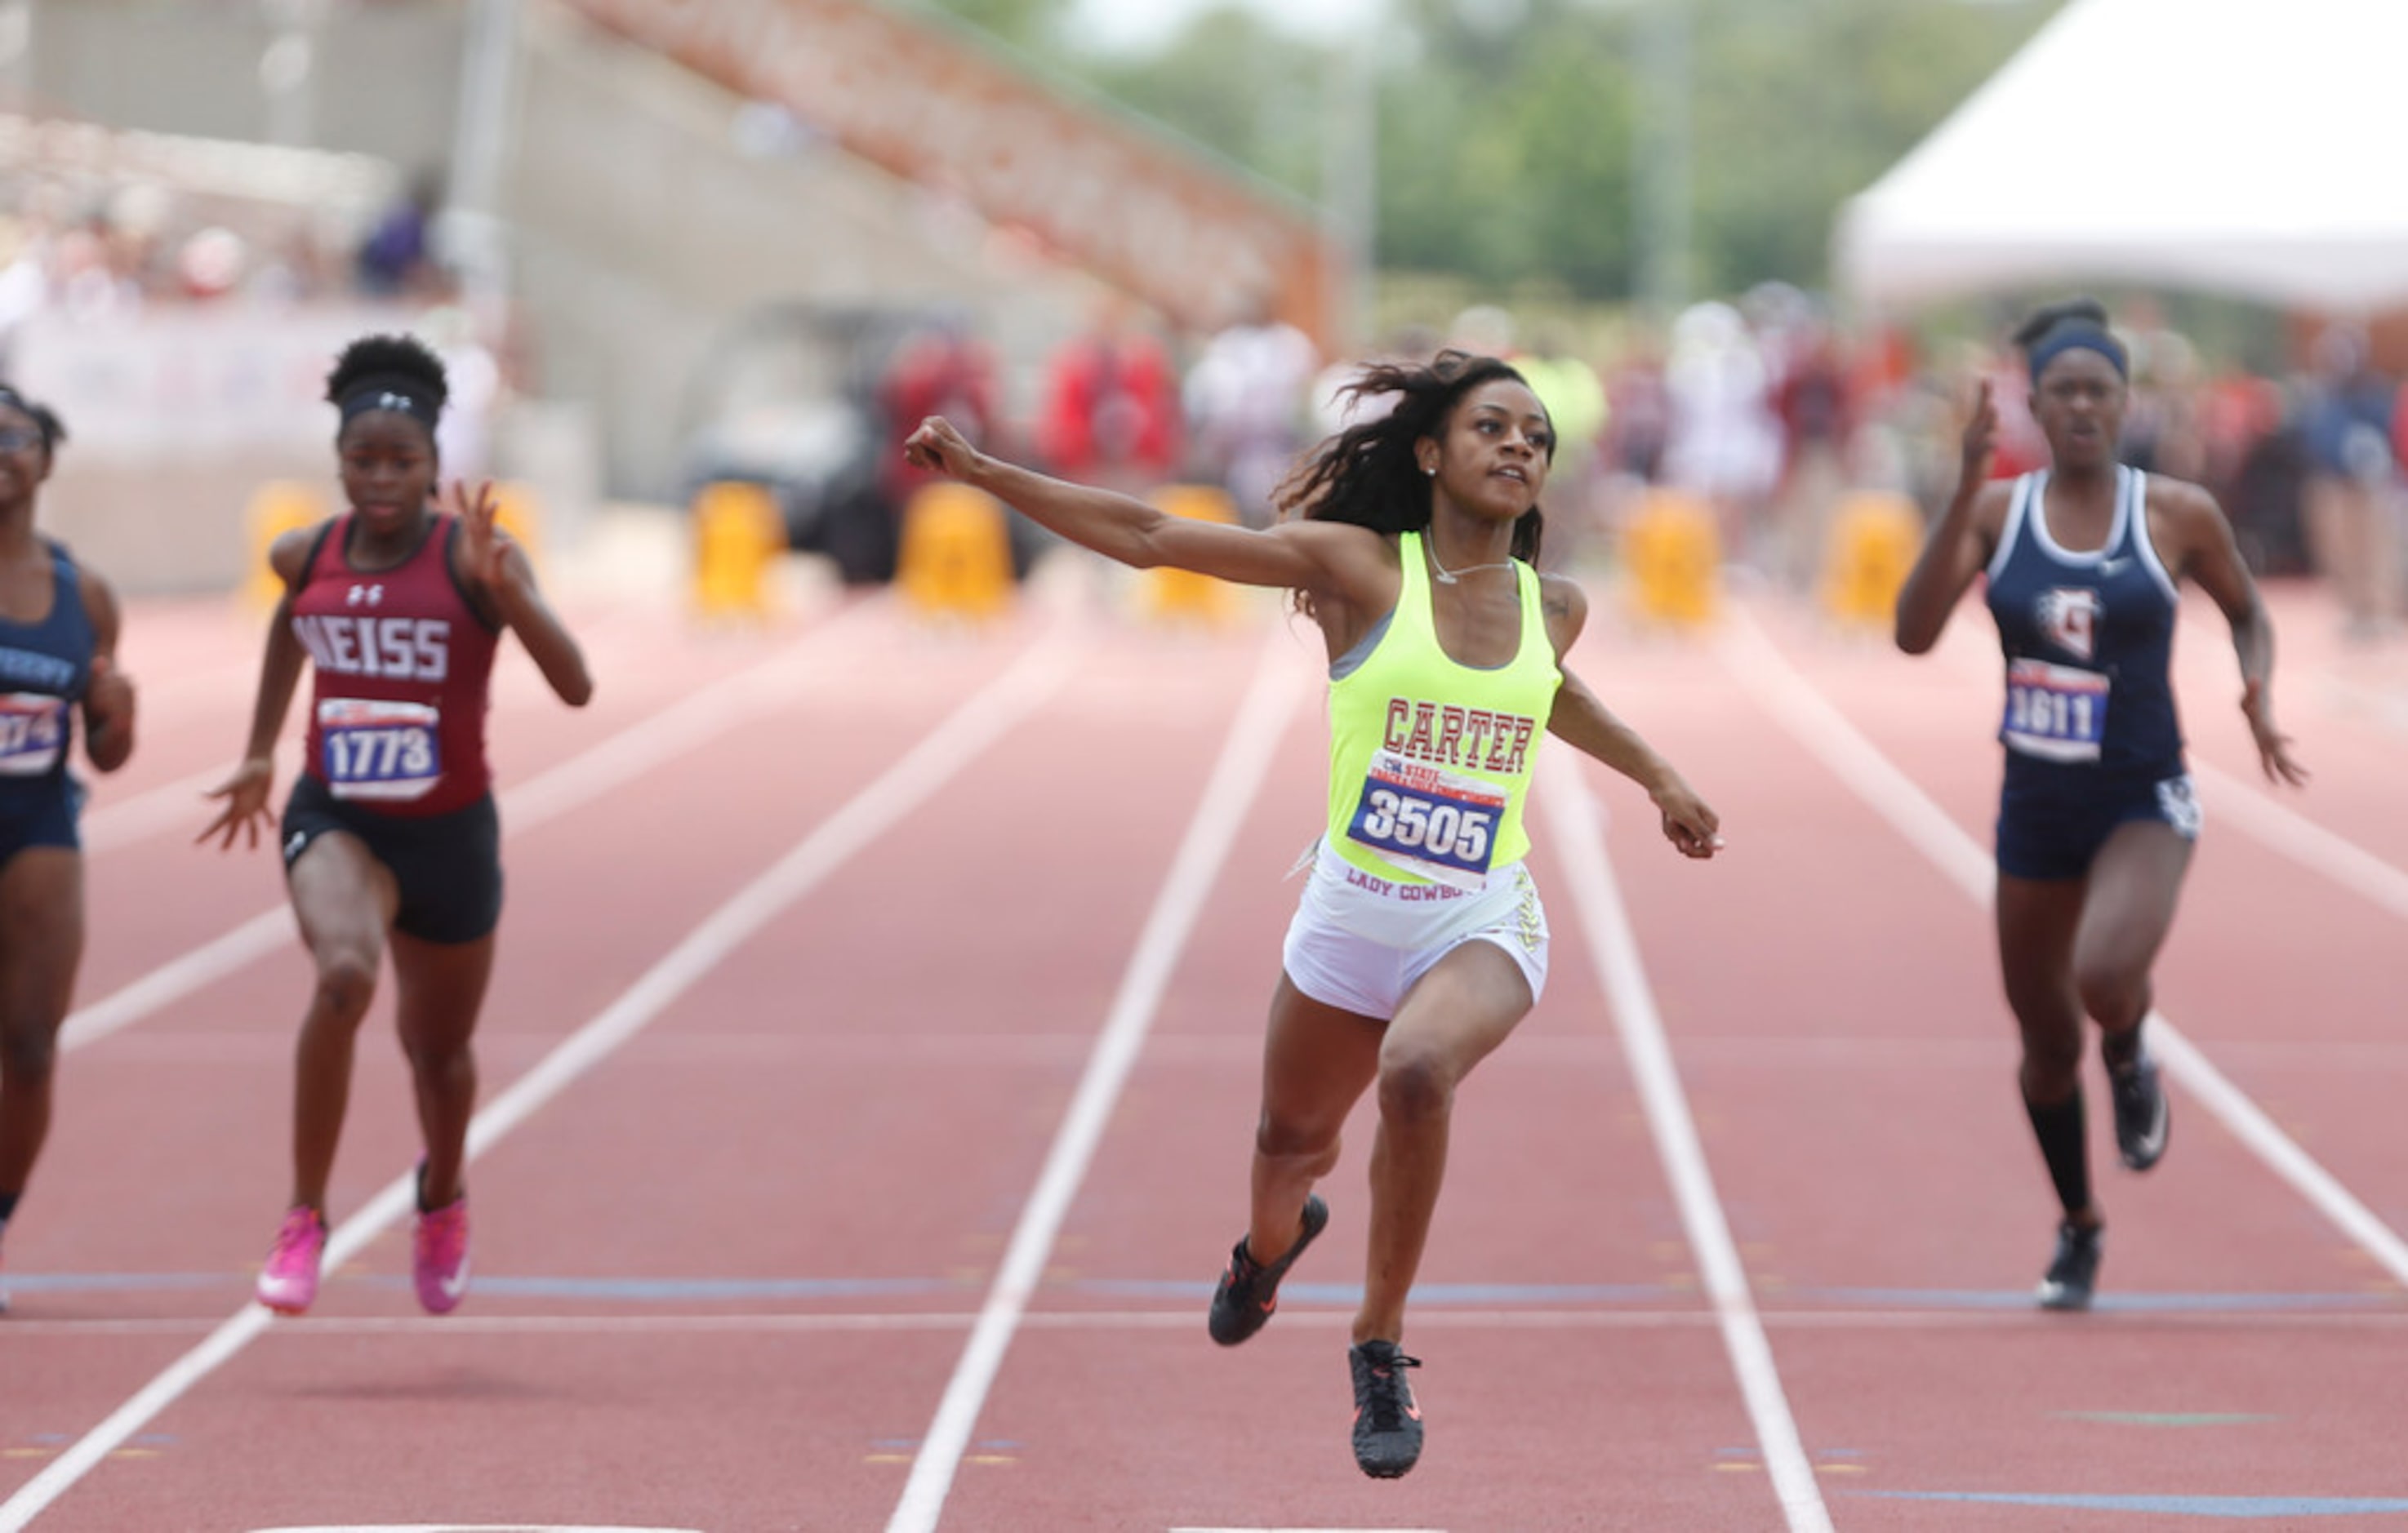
[1970,473,2019,531]
[2142,473,2223,521]
[1539,570,1588,656]
[2139,473,2230,567]
[1278,518,1400,602]
[266,520,332,590]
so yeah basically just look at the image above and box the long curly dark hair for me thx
[1276,349,1550,567]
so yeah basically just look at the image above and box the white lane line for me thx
[2186,757,2408,923]
[2085,608,2408,920]
[0,633,1074,1533]
[1540,757,1834,1533]
[884,636,1308,1533]
[60,602,887,1055]
[81,747,301,855]
[1718,605,2408,1291]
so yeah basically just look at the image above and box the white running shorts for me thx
[1280,839,1550,1020]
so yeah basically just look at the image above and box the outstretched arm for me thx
[453,481,594,708]
[200,528,318,850]
[77,565,134,773]
[2165,482,2307,786]
[1548,665,1722,860]
[1895,377,2006,655]
[903,415,1364,595]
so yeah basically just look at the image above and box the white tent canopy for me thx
[1835,0,2408,313]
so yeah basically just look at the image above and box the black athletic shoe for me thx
[2109,1053,2170,1171]
[2036,1220,2103,1311]
[1349,1340,1425,1478]
[1207,1194,1329,1347]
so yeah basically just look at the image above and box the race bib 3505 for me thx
[1346,749,1506,891]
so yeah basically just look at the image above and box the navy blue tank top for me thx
[0,542,91,795]
[1983,467,2183,780]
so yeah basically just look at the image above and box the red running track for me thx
[1,574,2403,1532]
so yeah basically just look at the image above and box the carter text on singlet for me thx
[1381,699,1537,775]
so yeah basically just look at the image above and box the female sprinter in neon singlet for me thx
[202,335,592,1317]
[0,388,136,1311]
[1894,298,2305,1311]
[906,350,1721,1479]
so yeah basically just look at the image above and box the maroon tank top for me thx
[291,514,500,817]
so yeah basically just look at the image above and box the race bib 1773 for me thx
[318,697,441,801]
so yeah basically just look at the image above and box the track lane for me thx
[936,626,1783,1531]
[1684,589,2408,1528]
[0,599,1039,1519]
[7,607,1292,1531]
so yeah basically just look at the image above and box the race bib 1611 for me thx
[2001,658,2110,762]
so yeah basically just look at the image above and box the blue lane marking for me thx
[1796,1286,2401,1314]
[1857,1492,2408,1518]
[2,1274,237,1293]
[414,1276,959,1301]
[1067,1279,1676,1304]
[2056,1412,2278,1428]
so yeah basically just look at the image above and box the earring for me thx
[1422,464,1435,477]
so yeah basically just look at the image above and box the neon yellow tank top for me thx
[1325,531,1563,889]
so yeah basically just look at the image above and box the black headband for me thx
[337,374,443,431]
[2026,323,2129,383]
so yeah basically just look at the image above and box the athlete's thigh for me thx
[0,847,83,1042]
[1384,938,1533,1082]
[2076,818,2192,982]
[1260,973,1382,1136]
[287,830,398,969]
[389,929,496,1055]
[1994,873,2085,1022]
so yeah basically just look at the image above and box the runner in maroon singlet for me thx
[202,334,592,1317]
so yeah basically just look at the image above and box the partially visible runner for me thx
[906,349,1722,1478]
[1894,298,2308,1311]
[201,335,592,1317]
[0,386,136,1313]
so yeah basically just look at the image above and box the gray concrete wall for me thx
[22,0,461,171]
[505,2,1095,501]
[10,0,1112,586]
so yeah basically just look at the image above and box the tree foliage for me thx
[910,0,2063,300]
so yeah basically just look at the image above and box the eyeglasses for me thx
[0,426,43,452]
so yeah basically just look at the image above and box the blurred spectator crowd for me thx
[889,282,2408,639]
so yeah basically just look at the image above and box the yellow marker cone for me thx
[1818,492,1923,629]
[690,481,786,620]
[240,481,332,611]
[1142,483,1236,624]
[1623,489,1720,628]
[489,481,545,575]
[897,483,1013,621]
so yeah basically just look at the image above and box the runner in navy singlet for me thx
[0,387,135,1313]
[1894,299,2308,1311]
[201,335,592,1318]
